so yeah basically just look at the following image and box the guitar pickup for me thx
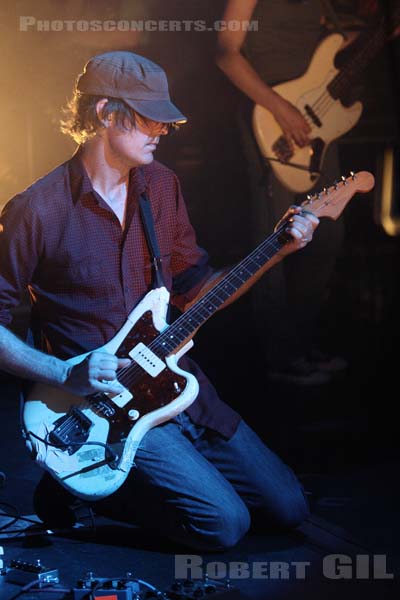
[304,104,322,128]
[129,342,166,377]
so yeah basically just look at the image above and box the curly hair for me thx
[60,91,137,144]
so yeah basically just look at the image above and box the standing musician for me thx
[0,51,318,550]
[216,0,387,385]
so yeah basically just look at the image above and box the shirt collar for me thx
[68,146,148,205]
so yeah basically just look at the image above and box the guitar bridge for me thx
[48,407,92,455]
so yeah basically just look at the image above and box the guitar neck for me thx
[328,19,388,99]
[152,228,290,357]
[143,171,375,361]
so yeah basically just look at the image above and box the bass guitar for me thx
[23,171,375,501]
[253,12,398,193]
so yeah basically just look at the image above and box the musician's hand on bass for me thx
[270,93,311,148]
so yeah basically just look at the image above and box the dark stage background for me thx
[0,1,400,599]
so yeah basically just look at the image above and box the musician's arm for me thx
[184,258,279,312]
[0,195,128,396]
[216,0,311,147]
[0,324,70,387]
[215,0,278,110]
[0,324,129,396]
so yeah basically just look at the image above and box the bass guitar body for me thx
[253,34,363,193]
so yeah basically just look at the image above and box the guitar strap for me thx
[139,192,166,290]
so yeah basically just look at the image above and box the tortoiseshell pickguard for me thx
[101,311,188,442]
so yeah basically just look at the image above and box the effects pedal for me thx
[3,558,59,586]
[73,572,140,600]
[164,579,242,599]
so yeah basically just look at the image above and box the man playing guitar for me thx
[0,50,319,549]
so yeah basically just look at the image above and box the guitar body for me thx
[23,288,199,501]
[253,34,363,193]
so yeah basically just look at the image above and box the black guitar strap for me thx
[139,192,166,290]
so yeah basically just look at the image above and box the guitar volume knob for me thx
[128,409,140,421]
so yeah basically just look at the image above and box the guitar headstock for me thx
[301,171,375,220]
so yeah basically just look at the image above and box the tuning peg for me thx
[350,171,355,179]
[333,180,338,189]
[323,187,329,195]
[341,175,347,185]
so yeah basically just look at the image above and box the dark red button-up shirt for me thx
[0,150,240,438]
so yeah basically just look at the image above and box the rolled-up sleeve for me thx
[0,194,43,327]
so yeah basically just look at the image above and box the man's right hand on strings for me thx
[64,352,131,396]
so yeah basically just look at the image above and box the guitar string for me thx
[49,393,128,453]
[50,398,98,439]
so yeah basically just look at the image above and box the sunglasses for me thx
[134,112,185,136]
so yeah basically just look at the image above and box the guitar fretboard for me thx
[328,20,388,99]
[150,227,290,357]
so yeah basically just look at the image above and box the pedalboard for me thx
[72,576,241,600]
[1,560,242,599]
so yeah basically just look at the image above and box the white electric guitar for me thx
[23,172,375,501]
[253,12,398,193]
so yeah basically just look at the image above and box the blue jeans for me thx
[96,412,309,551]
